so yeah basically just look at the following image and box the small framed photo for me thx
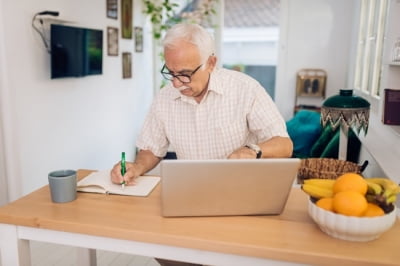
[134,27,143,53]
[106,0,118,19]
[296,69,327,97]
[121,0,133,39]
[122,52,132,79]
[107,27,118,56]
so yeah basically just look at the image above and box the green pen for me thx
[121,152,126,189]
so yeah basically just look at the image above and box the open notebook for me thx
[77,170,160,197]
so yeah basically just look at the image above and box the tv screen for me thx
[50,24,103,79]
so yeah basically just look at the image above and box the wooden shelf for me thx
[294,69,326,114]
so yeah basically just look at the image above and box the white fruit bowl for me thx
[308,199,397,242]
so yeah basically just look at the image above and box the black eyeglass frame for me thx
[160,63,203,84]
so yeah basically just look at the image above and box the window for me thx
[222,0,280,99]
[353,0,388,98]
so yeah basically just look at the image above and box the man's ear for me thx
[208,55,217,72]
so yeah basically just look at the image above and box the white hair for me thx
[162,23,215,63]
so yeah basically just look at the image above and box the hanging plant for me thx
[142,0,179,40]
[180,0,217,27]
[142,0,218,40]
[143,0,218,89]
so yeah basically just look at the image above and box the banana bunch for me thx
[301,179,335,199]
[301,177,400,209]
[365,178,400,213]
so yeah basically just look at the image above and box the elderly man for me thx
[111,23,292,186]
[110,21,293,266]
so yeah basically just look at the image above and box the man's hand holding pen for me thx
[110,159,140,186]
[110,149,162,186]
[120,152,126,189]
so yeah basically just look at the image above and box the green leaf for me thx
[142,0,218,40]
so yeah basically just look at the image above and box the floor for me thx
[30,241,160,266]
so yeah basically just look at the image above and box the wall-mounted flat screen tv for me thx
[50,24,103,79]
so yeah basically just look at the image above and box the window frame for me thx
[353,0,389,102]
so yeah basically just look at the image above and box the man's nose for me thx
[171,77,184,87]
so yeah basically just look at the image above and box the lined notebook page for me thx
[77,169,160,197]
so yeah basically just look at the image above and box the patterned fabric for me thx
[136,68,288,159]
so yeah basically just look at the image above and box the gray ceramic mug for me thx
[48,169,77,203]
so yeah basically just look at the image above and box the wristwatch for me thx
[245,144,262,159]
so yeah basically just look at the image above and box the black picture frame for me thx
[106,0,118,19]
[122,52,132,79]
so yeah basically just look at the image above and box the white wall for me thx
[0,0,154,199]
[0,0,10,205]
[276,0,355,120]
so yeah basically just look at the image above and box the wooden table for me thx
[0,170,399,266]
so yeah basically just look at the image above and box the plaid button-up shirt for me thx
[136,68,288,159]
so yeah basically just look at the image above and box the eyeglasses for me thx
[160,63,203,84]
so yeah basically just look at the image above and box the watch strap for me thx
[245,144,262,159]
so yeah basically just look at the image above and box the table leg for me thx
[76,247,97,266]
[0,224,31,266]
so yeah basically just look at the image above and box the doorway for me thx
[221,0,280,99]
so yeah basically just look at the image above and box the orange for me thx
[363,203,385,217]
[332,190,368,217]
[333,173,368,195]
[316,197,334,212]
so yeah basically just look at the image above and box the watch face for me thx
[255,148,262,159]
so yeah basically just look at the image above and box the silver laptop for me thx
[160,158,301,217]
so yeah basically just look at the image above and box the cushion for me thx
[286,110,322,158]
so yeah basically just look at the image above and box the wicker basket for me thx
[297,158,364,184]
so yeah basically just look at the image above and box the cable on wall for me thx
[32,11,59,53]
